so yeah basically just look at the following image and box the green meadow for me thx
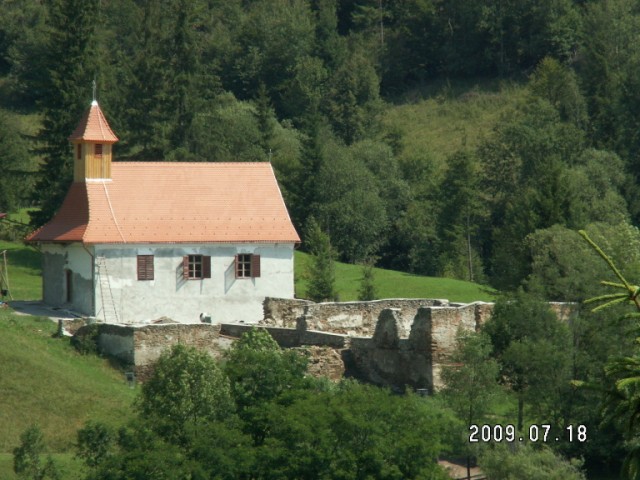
[294,250,494,303]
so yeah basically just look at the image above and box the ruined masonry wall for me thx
[94,298,498,390]
[262,297,451,337]
[96,323,233,381]
[133,324,229,368]
[90,297,577,392]
[98,324,136,364]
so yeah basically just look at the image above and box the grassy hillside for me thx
[0,453,84,480]
[0,240,41,301]
[294,251,495,303]
[0,312,136,452]
[383,79,527,174]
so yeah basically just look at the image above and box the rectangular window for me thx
[95,144,103,157]
[235,254,260,278]
[76,144,81,160]
[182,255,211,280]
[137,255,154,281]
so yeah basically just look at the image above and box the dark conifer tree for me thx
[254,82,276,155]
[30,0,100,227]
[305,216,337,302]
[121,1,170,159]
[166,0,198,153]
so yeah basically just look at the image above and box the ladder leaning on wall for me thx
[95,256,119,323]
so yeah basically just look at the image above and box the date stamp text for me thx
[469,424,587,443]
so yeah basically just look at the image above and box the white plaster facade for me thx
[41,242,296,324]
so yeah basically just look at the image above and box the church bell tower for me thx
[68,100,118,182]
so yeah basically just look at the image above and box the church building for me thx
[27,101,300,324]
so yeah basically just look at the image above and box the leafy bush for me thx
[71,323,100,355]
[13,425,59,480]
[479,443,585,480]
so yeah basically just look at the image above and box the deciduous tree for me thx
[441,330,501,479]
[483,291,572,431]
[13,426,59,480]
[137,344,233,445]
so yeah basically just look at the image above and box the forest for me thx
[2,0,639,292]
[3,0,640,478]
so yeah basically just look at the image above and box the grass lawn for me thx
[0,310,136,455]
[0,453,85,480]
[0,240,42,301]
[295,251,495,303]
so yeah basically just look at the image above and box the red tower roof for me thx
[68,101,118,143]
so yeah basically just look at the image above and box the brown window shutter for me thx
[251,254,261,278]
[183,255,189,279]
[202,256,211,279]
[146,256,154,280]
[137,255,154,280]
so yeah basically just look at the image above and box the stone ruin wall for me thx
[262,297,472,337]
[89,298,495,391]
[95,323,233,381]
[88,297,574,391]
[90,321,350,383]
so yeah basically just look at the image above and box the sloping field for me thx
[0,312,136,453]
[382,79,527,176]
[295,251,495,303]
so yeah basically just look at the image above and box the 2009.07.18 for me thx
[469,424,587,443]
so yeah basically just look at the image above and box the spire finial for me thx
[92,79,97,105]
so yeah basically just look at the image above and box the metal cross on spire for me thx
[92,79,97,105]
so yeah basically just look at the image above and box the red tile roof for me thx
[26,162,300,244]
[68,101,118,143]
[27,183,89,242]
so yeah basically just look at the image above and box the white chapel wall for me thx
[41,243,94,315]
[93,243,295,324]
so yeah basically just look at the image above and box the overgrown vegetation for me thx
[436,230,640,479]
[67,333,455,480]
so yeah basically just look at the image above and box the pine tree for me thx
[30,0,99,227]
[121,0,170,159]
[254,82,276,156]
[357,259,377,301]
[167,0,198,152]
[0,111,31,212]
[305,217,336,302]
